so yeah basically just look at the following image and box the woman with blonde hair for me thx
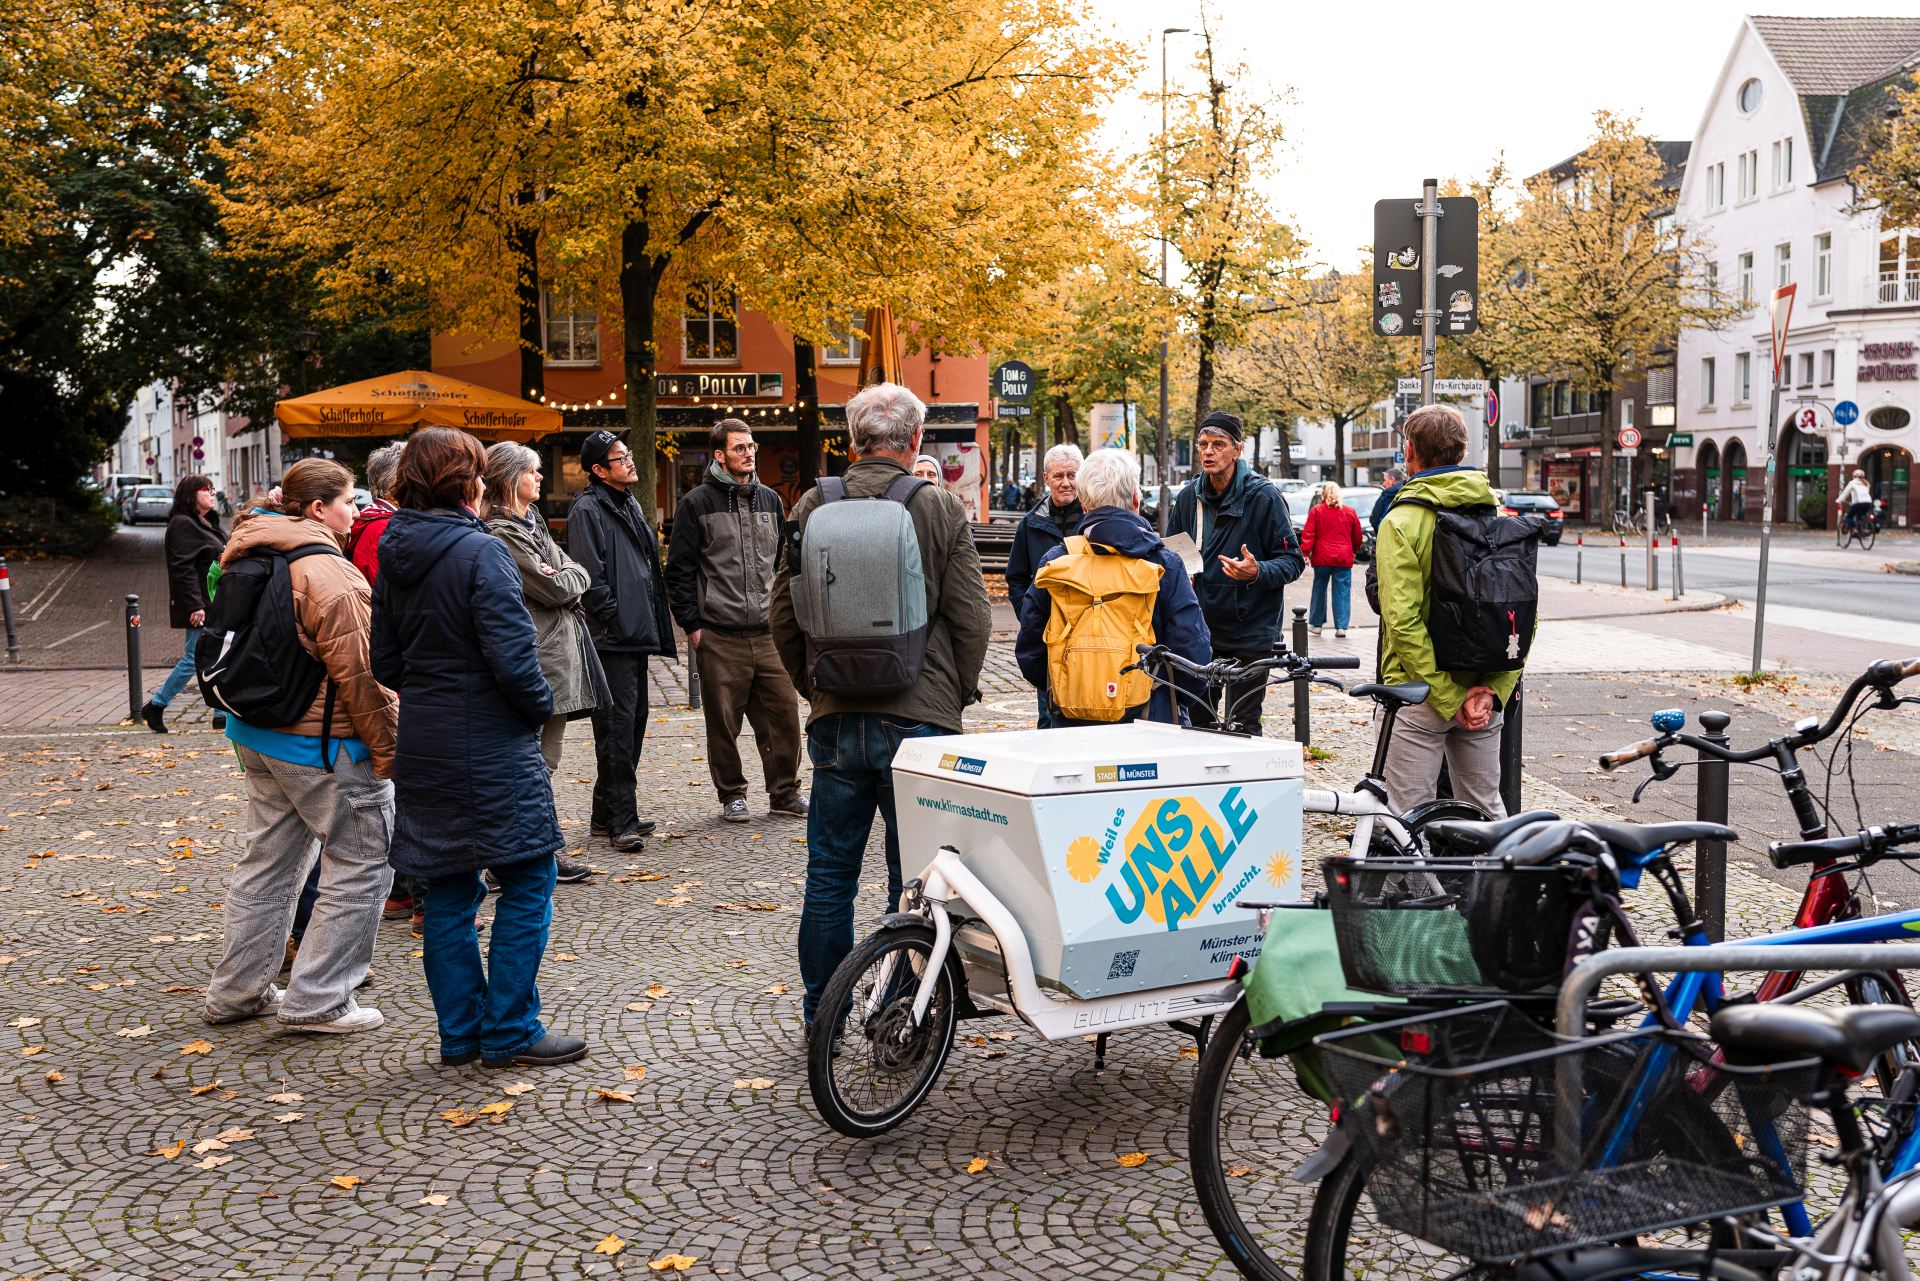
[1301,480,1364,638]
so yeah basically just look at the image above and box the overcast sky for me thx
[1087,0,1920,266]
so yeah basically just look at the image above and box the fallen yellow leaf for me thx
[418,1192,450,1206]
[180,1039,215,1055]
[1116,1152,1149,1168]
[965,1157,988,1174]
[149,1139,185,1159]
[265,1091,303,1104]
[43,1069,65,1083]
[215,1127,254,1142]
[624,1001,655,1013]
[328,1175,362,1190]
[189,1080,223,1096]
[763,983,790,995]
[500,1082,535,1097]
[195,1154,233,1170]
[596,1088,636,1103]
[593,1233,625,1256]
[272,1112,304,1123]
[733,1078,774,1090]
[475,1101,513,1118]
[22,1045,44,1055]
[644,984,670,998]
[623,1064,648,1082]
[648,1254,697,1273]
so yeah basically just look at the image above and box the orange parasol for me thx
[275,369,561,442]
[858,305,904,388]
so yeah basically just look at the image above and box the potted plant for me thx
[1799,476,1829,529]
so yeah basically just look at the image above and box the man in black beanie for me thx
[1167,410,1304,734]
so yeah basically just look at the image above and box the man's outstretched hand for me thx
[1219,544,1259,582]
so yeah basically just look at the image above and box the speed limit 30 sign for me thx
[1617,426,1642,450]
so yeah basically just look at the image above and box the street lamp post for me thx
[1156,26,1190,534]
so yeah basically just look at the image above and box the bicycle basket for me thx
[1323,855,1591,997]
[1316,1003,1818,1263]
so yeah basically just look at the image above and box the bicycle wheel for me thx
[1187,998,1345,1281]
[1302,1149,1477,1281]
[1862,519,1879,551]
[1849,973,1920,1154]
[1838,520,1849,547]
[806,922,957,1138]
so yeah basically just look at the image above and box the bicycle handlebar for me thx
[1768,822,1920,869]
[1599,739,1661,772]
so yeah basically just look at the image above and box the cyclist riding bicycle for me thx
[1838,468,1874,535]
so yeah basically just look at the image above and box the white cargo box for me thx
[893,723,1304,1000]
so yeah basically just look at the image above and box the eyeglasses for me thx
[602,450,634,464]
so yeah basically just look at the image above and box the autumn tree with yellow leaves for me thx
[222,0,1128,521]
[1851,71,1920,226]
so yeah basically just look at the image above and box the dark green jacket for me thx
[770,456,992,733]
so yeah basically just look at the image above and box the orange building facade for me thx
[433,295,993,524]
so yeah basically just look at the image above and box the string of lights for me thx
[523,386,812,418]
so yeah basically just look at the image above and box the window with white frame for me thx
[1797,352,1814,387]
[1880,233,1920,304]
[682,283,738,362]
[542,284,600,366]
[1771,137,1793,190]
[1820,349,1835,384]
[1706,162,1726,209]
[821,311,863,366]
[1738,252,1754,306]
[1774,242,1792,289]
[1620,399,1635,431]
[1706,260,1719,299]
[1701,357,1716,406]
[1734,352,1752,404]
[1737,150,1759,201]
[1815,232,1832,298]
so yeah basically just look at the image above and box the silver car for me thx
[122,485,172,525]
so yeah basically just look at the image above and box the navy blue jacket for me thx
[1167,462,1304,654]
[1015,506,1212,725]
[371,508,560,879]
[1002,498,1081,603]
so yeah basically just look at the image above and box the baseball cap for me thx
[581,430,625,471]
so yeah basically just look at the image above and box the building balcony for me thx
[1879,270,1920,305]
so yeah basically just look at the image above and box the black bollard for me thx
[1695,709,1731,941]
[1291,606,1310,746]
[1499,680,1524,817]
[125,594,143,720]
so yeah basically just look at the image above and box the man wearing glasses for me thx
[567,430,676,852]
[664,419,805,823]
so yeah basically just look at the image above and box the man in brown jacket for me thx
[203,460,400,1034]
[770,382,991,1027]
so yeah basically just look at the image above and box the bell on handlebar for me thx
[1650,709,1684,734]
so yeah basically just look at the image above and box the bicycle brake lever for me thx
[1310,676,1348,692]
[1630,756,1685,804]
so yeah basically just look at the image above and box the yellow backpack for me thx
[1035,535,1163,723]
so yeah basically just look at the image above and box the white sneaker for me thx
[1309,626,1324,636]
[1335,630,1348,638]
[202,984,283,1025]
[283,1004,384,1034]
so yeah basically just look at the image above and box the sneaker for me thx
[721,798,751,823]
[1308,626,1324,637]
[482,1031,588,1068]
[280,938,298,974]
[281,1004,384,1034]
[482,869,501,893]
[610,829,646,853]
[593,819,656,839]
[383,892,415,919]
[410,908,424,938]
[555,854,592,883]
[441,1049,479,1067]
[140,701,168,734]
[769,794,809,819]
[202,984,282,1025]
[1335,630,1348,638]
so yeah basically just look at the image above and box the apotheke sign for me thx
[1859,341,1917,383]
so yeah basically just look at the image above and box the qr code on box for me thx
[1107,949,1139,980]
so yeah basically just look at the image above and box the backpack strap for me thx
[817,477,848,505]
[880,474,931,506]
[1062,534,1091,556]
[283,543,349,563]
[318,678,337,774]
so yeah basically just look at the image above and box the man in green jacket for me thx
[1375,404,1523,818]
[769,382,992,1027]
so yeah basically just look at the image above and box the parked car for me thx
[100,474,152,511]
[1500,490,1565,545]
[121,484,172,525]
[1286,486,1385,561]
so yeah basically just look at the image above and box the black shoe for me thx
[610,830,646,853]
[555,854,592,883]
[211,711,227,731]
[482,1032,588,1068]
[593,819,655,839]
[140,702,168,734]
[441,1049,479,1067]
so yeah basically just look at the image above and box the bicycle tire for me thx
[806,922,957,1138]
[1863,521,1879,551]
[1849,972,1920,1158]
[1838,520,1849,547]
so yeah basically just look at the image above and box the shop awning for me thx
[276,370,561,442]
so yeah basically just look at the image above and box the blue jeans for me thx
[420,855,557,1059]
[797,714,944,1021]
[1308,567,1352,630]
[151,626,202,706]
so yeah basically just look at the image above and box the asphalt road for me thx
[1537,538,1920,623]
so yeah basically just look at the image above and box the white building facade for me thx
[1674,15,1920,529]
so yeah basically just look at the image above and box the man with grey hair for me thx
[1015,448,1210,725]
[1004,441,1082,726]
[348,440,406,587]
[1370,465,1407,536]
[770,381,991,1030]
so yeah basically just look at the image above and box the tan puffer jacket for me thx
[219,513,399,777]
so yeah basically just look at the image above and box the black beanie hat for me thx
[1197,410,1244,443]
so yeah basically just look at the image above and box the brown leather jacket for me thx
[219,513,399,777]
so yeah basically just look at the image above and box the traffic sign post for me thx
[1617,426,1642,451]
[1834,400,1860,428]
[1752,283,1796,675]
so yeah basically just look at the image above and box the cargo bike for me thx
[806,645,1482,1137]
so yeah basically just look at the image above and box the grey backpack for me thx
[792,474,931,695]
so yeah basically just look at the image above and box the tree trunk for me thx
[792,338,820,488]
[1055,393,1077,448]
[1333,412,1349,486]
[1276,422,1295,478]
[1594,382,1614,529]
[619,220,660,530]
[1249,420,1262,471]
[511,220,544,406]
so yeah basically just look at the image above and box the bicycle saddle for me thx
[1583,820,1738,856]
[1422,810,1562,854]
[1349,680,1430,707]
[1710,1002,1920,1073]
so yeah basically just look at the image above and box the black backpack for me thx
[1389,496,1543,672]
[196,544,343,762]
